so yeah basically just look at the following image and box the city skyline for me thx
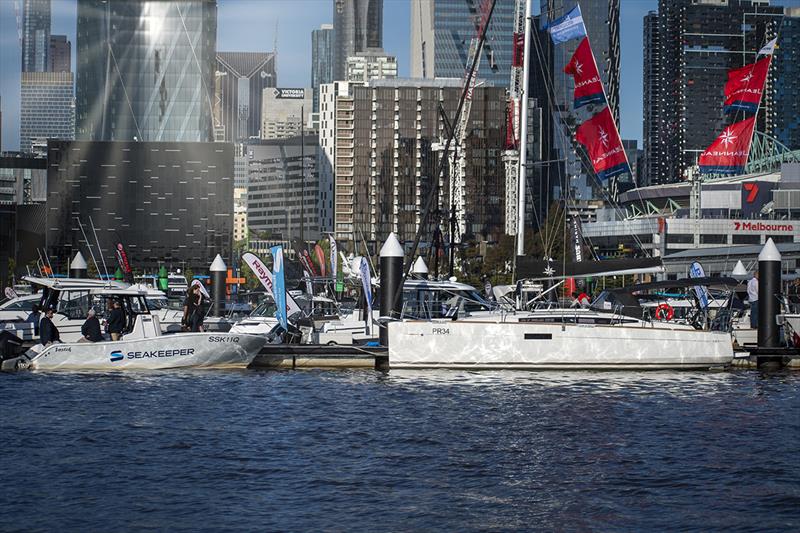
[2,0,800,151]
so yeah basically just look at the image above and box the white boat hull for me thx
[20,333,266,371]
[387,320,733,370]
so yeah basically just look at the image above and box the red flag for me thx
[563,37,605,109]
[724,57,770,114]
[313,244,326,277]
[699,116,756,175]
[575,107,630,180]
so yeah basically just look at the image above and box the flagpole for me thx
[515,0,532,257]
[743,44,775,171]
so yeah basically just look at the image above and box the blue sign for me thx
[270,245,288,330]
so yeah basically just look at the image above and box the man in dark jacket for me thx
[107,300,126,341]
[80,308,103,342]
[39,307,60,345]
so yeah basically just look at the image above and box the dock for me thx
[250,344,389,370]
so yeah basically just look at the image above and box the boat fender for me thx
[655,303,674,321]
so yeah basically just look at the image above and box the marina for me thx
[2,0,800,529]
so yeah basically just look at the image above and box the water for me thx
[1,368,799,532]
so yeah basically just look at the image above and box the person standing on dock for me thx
[39,307,60,346]
[747,271,759,329]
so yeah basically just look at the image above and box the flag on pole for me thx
[564,37,605,109]
[359,257,372,315]
[698,116,756,175]
[547,5,587,44]
[328,235,338,280]
[313,243,326,277]
[758,37,777,56]
[689,261,711,310]
[574,107,630,180]
[270,245,288,330]
[723,57,770,114]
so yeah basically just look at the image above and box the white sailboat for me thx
[386,1,734,370]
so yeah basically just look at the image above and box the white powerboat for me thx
[2,285,265,372]
[0,294,41,322]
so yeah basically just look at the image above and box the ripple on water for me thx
[0,368,798,531]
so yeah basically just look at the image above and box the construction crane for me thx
[447,0,493,242]
[502,0,527,236]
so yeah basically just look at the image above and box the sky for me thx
[0,0,796,151]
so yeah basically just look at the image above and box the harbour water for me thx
[1,368,798,531]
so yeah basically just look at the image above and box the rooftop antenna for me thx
[273,18,279,75]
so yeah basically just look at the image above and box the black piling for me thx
[379,232,404,347]
[757,238,782,369]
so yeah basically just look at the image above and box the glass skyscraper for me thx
[214,52,276,142]
[311,24,334,112]
[20,72,75,154]
[410,0,515,87]
[773,10,800,150]
[75,0,217,142]
[333,0,383,81]
[22,0,51,72]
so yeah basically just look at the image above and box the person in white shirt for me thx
[747,271,759,329]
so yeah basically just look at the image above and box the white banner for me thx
[242,252,302,316]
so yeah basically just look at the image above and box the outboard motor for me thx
[0,331,25,361]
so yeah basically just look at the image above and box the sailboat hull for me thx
[387,320,733,370]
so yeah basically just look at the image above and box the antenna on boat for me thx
[89,216,111,281]
[35,249,46,277]
[43,250,55,279]
[75,217,102,280]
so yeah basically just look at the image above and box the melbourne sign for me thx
[733,221,794,233]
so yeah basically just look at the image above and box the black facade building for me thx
[646,0,782,184]
[45,140,233,272]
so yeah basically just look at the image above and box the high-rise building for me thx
[214,52,276,143]
[346,49,398,83]
[537,0,621,200]
[20,72,75,154]
[311,24,334,113]
[642,11,663,186]
[247,138,320,242]
[646,0,782,184]
[49,35,71,72]
[410,0,515,87]
[22,0,51,72]
[773,8,800,150]
[319,79,507,245]
[333,0,383,81]
[45,140,233,270]
[75,0,218,142]
[261,88,313,140]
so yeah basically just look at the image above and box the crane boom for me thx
[503,0,527,236]
[450,0,492,241]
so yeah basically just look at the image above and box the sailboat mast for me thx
[515,0,532,257]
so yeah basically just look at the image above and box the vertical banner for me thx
[329,235,338,280]
[563,37,606,109]
[270,246,288,330]
[574,107,631,180]
[359,257,373,325]
[313,244,327,277]
[698,116,756,175]
[114,242,134,283]
[689,261,710,310]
